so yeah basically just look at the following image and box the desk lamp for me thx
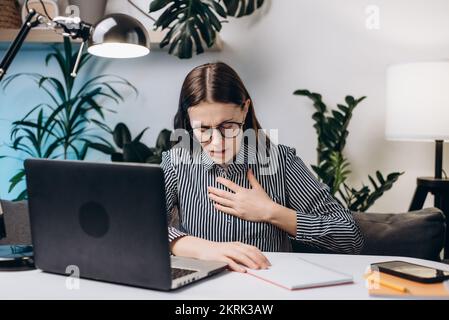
[0,0,149,270]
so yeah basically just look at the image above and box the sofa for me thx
[0,200,446,262]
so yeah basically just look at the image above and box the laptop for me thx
[24,158,227,291]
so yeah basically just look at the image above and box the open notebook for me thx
[246,256,353,290]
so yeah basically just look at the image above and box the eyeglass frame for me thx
[190,120,245,143]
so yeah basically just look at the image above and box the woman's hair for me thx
[174,62,264,136]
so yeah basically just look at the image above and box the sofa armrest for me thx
[0,200,31,245]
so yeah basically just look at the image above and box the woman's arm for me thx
[208,146,364,254]
[279,146,364,254]
[160,151,188,242]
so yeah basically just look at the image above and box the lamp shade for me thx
[87,13,149,58]
[386,61,449,141]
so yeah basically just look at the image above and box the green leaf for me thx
[337,104,349,113]
[293,89,311,96]
[8,169,26,193]
[222,0,265,17]
[155,129,173,151]
[133,127,150,143]
[149,0,170,12]
[113,123,132,148]
[88,143,116,155]
[204,0,227,18]
[345,96,355,106]
[153,0,223,59]
[376,171,385,184]
[368,175,378,190]
[123,141,154,163]
[13,189,28,201]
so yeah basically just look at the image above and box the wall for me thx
[1,0,449,212]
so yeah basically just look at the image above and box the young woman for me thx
[161,62,364,273]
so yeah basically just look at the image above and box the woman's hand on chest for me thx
[207,168,278,223]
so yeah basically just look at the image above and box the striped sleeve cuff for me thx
[292,211,317,241]
[168,226,188,243]
[292,211,365,254]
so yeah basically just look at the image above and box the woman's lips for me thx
[210,150,226,156]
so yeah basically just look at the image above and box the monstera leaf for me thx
[149,0,265,59]
[222,0,265,17]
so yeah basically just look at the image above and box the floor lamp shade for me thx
[386,62,449,141]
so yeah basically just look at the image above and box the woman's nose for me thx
[209,129,224,146]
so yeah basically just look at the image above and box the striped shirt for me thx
[160,142,364,254]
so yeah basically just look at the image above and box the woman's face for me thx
[188,100,250,165]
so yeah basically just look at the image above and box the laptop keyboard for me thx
[171,267,197,279]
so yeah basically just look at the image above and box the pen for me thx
[364,273,409,293]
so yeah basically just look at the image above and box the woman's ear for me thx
[243,99,251,116]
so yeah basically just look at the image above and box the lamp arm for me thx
[0,10,93,83]
[0,9,45,239]
[0,9,44,82]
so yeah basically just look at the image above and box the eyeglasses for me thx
[191,121,244,143]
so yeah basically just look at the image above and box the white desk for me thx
[1,252,448,300]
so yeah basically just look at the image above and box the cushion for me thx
[354,208,446,261]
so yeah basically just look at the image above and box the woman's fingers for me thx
[208,186,235,200]
[225,248,260,270]
[216,177,241,192]
[247,168,261,189]
[214,203,239,216]
[208,192,234,207]
[214,242,271,272]
[240,243,271,266]
[236,244,271,268]
[222,257,246,273]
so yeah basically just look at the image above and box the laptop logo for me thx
[78,201,110,238]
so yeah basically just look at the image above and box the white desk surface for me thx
[1,252,448,300]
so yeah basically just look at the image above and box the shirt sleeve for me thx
[284,146,364,254]
[160,151,188,243]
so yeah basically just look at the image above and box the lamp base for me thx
[410,177,449,260]
[0,245,35,271]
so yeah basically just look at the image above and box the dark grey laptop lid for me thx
[24,158,172,291]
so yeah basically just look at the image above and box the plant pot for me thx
[69,0,106,25]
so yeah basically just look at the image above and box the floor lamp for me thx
[386,61,449,259]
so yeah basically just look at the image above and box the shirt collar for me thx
[200,142,259,175]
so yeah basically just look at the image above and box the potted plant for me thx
[294,89,403,212]
[89,122,173,164]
